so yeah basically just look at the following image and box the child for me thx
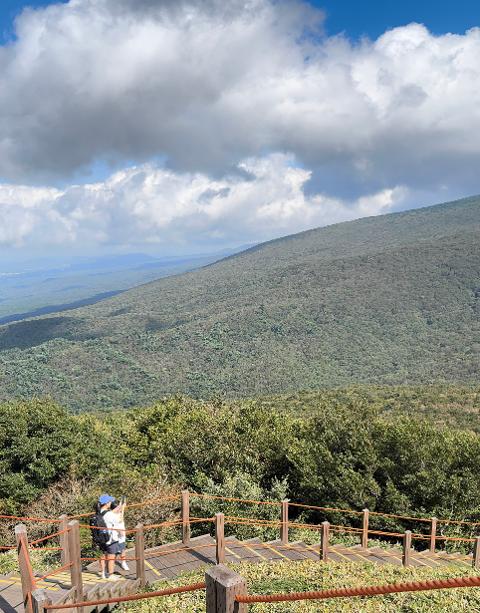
[110,496,129,571]
[93,494,121,581]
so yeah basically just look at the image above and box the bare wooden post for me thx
[182,490,191,544]
[403,530,412,567]
[280,499,289,545]
[361,508,369,549]
[205,564,247,613]
[215,513,225,565]
[430,517,437,554]
[15,524,35,613]
[473,536,480,569]
[67,520,83,611]
[135,523,146,587]
[59,514,70,567]
[320,521,330,562]
[32,589,52,613]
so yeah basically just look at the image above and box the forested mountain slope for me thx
[0,196,479,410]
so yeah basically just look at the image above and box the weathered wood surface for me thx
[1,534,474,612]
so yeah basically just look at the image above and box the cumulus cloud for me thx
[0,155,406,249]
[0,0,479,192]
[0,0,479,252]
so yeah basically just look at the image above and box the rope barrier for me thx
[235,574,480,603]
[365,528,412,538]
[43,582,206,610]
[411,533,475,543]
[78,523,134,533]
[224,517,281,528]
[0,515,62,524]
[289,502,364,516]
[68,511,94,520]
[142,517,213,531]
[78,516,211,533]
[0,495,181,524]
[127,495,181,510]
[5,493,480,613]
[288,503,452,525]
[29,529,69,546]
[329,525,364,534]
[68,495,181,519]
[193,494,480,528]
[3,491,480,572]
[368,510,433,523]
[35,563,73,582]
[2,492,480,532]
[192,493,282,506]
[439,518,480,527]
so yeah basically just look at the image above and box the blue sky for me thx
[316,0,480,38]
[0,0,60,41]
[2,0,480,43]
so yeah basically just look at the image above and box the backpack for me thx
[89,511,109,546]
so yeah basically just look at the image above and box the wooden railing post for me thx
[215,513,225,565]
[182,490,191,544]
[361,508,369,549]
[430,517,437,554]
[135,523,146,587]
[59,514,70,567]
[403,530,412,567]
[32,589,52,613]
[320,521,330,562]
[280,500,289,545]
[67,520,83,611]
[206,564,247,613]
[473,536,480,569]
[15,524,35,613]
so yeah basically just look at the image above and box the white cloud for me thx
[0,0,479,252]
[0,155,406,249]
[0,1,479,190]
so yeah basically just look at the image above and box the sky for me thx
[315,1,480,39]
[0,0,480,259]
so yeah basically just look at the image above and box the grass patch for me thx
[119,560,480,612]
[0,549,57,575]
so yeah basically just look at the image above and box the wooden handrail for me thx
[67,521,83,611]
[135,523,146,587]
[15,525,36,613]
[182,490,191,544]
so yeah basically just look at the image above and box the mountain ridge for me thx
[0,195,479,410]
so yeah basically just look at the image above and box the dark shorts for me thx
[117,542,126,553]
[99,542,121,555]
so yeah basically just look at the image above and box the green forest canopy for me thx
[0,195,478,410]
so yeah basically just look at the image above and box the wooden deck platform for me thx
[0,535,473,612]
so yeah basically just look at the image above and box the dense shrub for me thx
[2,391,480,546]
[0,400,77,512]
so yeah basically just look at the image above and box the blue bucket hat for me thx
[98,493,115,505]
